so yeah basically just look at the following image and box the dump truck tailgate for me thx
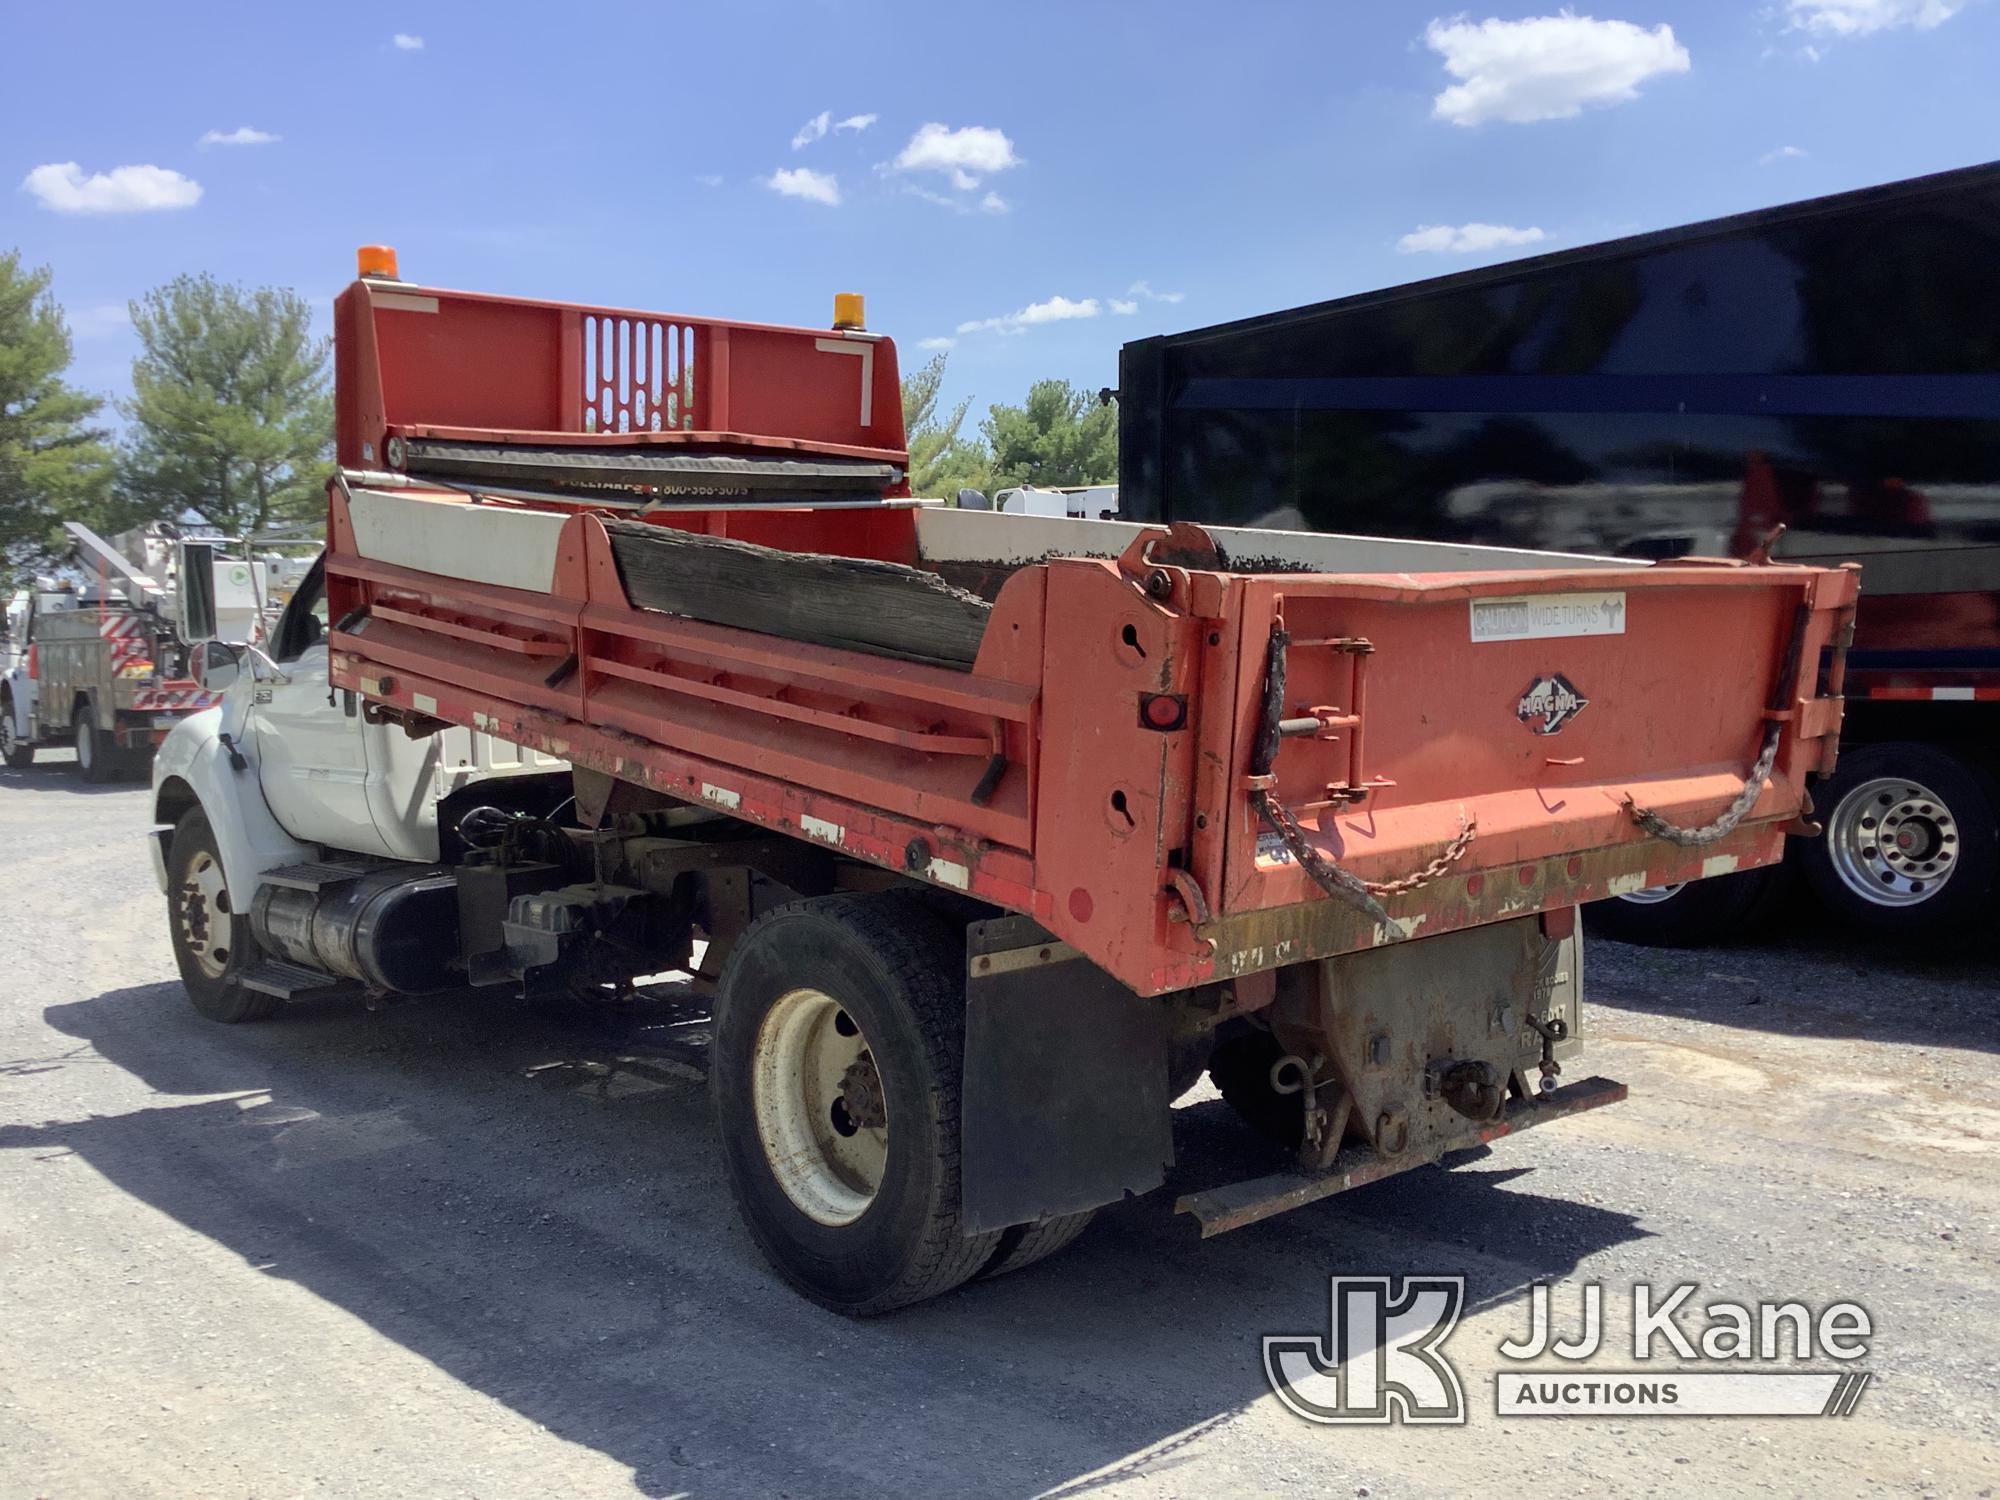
[1020,532,1852,991]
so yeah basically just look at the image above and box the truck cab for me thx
[1,585,75,770]
[149,551,566,960]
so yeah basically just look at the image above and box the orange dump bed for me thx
[326,275,1854,997]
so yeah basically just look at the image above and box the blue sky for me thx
[4,1,1998,431]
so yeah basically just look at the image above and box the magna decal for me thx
[1517,674,1589,735]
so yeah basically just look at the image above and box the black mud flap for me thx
[959,915,1173,1234]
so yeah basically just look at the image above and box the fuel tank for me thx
[251,867,462,994]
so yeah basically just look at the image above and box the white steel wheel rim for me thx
[1618,882,1687,906]
[178,850,233,979]
[1827,775,1959,908]
[751,987,888,1227]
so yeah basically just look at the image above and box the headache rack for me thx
[325,270,1856,998]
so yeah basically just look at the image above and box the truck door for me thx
[248,555,384,854]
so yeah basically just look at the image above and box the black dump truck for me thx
[1117,160,2000,945]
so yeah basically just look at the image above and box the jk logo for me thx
[1263,1276,1467,1425]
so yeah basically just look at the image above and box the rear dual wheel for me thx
[74,711,115,784]
[711,893,1091,1315]
[1800,742,1998,938]
[1582,866,1778,946]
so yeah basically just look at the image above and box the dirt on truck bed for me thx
[1,754,1996,1499]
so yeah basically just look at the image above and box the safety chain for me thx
[1249,621,1480,935]
[1360,810,1479,897]
[1254,788,1394,928]
[1622,720,1782,848]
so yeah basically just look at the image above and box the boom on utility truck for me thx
[149,252,1851,1312]
[1117,160,2000,943]
[1,526,250,779]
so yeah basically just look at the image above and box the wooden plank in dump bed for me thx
[604,518,992,670]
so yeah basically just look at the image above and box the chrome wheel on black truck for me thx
[710,894,1002,1315]
[1582,866,1780,946]
[1799,742,1999,937]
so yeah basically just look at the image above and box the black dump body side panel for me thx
[1118,161,2000,670]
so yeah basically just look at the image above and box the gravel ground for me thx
[2,757,1996,1499]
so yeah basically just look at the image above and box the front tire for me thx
[710,893,1001,1315]
[167,807,279,1023]
[0,703,31,769]
[1799,742,1999,938]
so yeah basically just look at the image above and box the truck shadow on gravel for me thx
[1586,926,2000,1056]
[0,759,149,796]
[8,980,1650,1499]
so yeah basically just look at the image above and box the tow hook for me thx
[1525,1014,1569,1095]
[1272,1052,1351,1171]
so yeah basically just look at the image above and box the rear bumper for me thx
[1174,1074,1627,1237]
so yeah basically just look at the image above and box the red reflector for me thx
[1140,693,1186,731]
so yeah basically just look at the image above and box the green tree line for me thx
[3,250,1111,587]
[2,252,331,588]
[901,351,1116,499]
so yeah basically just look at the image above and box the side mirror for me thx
[194,641,241,692]
[956,488,992,510]
[178,542,219,644]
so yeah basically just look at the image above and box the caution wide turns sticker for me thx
[1470,592,1626,643]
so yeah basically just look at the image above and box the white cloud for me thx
[1425,14,1691,126]
[892,123,1021,187]
[763,166,840,206]
[1397,221,1547,254]
[67,303,130,339]
[392,32,424,50]
[979,191,1009,214]
[1759,144,1809,164]
[199,125,279,148]
[1127,280,1185,304]
[1109,299,1139,315]
[957,294,1099,336]
[791,111,831,150]
[834,113,878,134]
[918,336,957,350]
[1786,0,1963,34]
[22,162,202,214]
[905,185,964,211]
[695,173,724,187]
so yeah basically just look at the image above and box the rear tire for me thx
[709,893,1002,1315]
[1799,741,1998,938]
[167,806,279,1023]
[979,1211,1095,1279]
[1582,866,1778,946]
[74,709,113,783]
[1207,1027,1304,1149]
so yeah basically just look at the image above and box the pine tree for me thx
[122,273,332,536]
[0,251,116,580]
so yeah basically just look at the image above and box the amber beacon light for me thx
[357,245,401,280]
[832,292,865,331]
